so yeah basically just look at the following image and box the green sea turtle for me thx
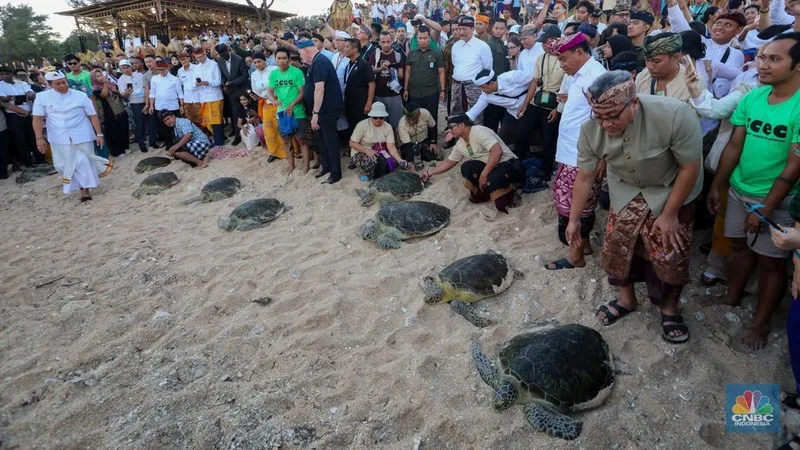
[472,324,615,440]
[355,171,425,206]
[132,172,180,199]
[218,198,287,231]
[15,164,57,184]
[181,177,243,204]
[358,201,450,249]
[421,250,523,327]
[135,156,171,173]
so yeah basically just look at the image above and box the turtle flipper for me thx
[181,195,202,205]
[513,269,525,280]
[524,401,582,440]
[451,300,491,327]
[377,233,402,249]
[471,342,500,389]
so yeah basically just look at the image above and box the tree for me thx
[0,3,61,63]
[244,0,278,29]
[60,30,101,56]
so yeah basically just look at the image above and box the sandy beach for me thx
[0,142,794,449]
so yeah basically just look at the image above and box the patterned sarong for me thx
[552,163,599,218]
[602,194,694,298]
[184,102,202,127]
[450,81,482,121]
[258,99,287,159]
[200,99,224,131]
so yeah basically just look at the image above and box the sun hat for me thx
[368,101,389,118]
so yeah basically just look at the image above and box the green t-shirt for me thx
[268,66,306,119]
[729,85,800,197]
[66,70,92,97]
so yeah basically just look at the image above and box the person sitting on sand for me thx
[567,71,702,344]
[159,110,211,169]
[349,101,407,179]
[31,71,112,202]
[420,114,522,213]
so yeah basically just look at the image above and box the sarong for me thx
[602,194,694,305]
[51,141,112,195]
[200,99,224,131]
[351,143,397,179]
[184,102,202,127]
[552,163,599,218]
[461,159,522,212]
[258,99,287,159]
[450,81,482,121]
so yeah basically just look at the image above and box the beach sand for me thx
[0,143,794,449]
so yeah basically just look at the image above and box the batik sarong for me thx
[450,81,482,121]
[200,99,224,131]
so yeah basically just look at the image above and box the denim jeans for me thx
[145,110,160,146]
[130,103,146,150]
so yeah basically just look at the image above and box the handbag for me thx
[532,55,558,110]
[277,110,298,137]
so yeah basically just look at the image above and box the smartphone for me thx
[196,77,202,83]
[411,19,422,26]
[14,95,25,105]
[127,83,133,90]
[681,54,695,73]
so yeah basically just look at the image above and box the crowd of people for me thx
[4,0,800,445]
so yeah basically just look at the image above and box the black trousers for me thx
[226,93,241,135]
[483,104,505,133]
[6,114,41,166]
[316,111,342,180]
[145,110,160,146]
[409,93,440,138]
[0,129,8,178]
[525,105,559,180]
[499,112,533,160]
[104,112,130,157]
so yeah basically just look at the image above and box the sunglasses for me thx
[67,61,79,65]
[371,117,385,120]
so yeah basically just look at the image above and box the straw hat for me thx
[368,102,389,118]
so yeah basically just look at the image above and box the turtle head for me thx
[359,218,380,241]
[421,276,445,304]
[217,217,233,231]
[356,188,377,207]
[493,379,518,410]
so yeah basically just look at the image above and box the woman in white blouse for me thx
[249,52,286,162]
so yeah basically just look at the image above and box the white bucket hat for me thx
[368,101,389,118]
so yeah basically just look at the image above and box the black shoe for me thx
[267,155,277,163]
[228,131,237,138]
[321,176,341,184]
[231,136,242,146]
[80,196,92,203]
[348,163,357,170]
[314,170,330,179]
[140,147,148,153]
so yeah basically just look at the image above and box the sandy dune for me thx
[0,145,792,449]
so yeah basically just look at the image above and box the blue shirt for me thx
[303,52,344,115]
[174,118,211,145]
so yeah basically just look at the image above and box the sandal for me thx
[661,312,690,344]
[700,272,720,287]
[544,258,576,271]
[782,392,800,411]
[596,299,633,326]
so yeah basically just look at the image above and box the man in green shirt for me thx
[64,54,92,97]
[268,47,310,175]
[403,26,445,134]
[707,33,800,350]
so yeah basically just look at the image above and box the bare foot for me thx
[197,161,208,169]
[286,167,295,177]
[583,244,594,256]
[739,325,770,350]
[700,294,741,308]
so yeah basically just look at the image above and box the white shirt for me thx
[371,4,386,19]
[329,52,350,99]
[354,7,363,18]
[451,36,494,82]
[513,44,540,85]
[466,71,529,120]
[556,57,606,166]
[668,5,745,98]
[194,58,224,103]
[250,66,276,99]
[0,80,33,113]
[177,65,199,103]
[32,88,96,145]
[741,29,770,51]
[149,73,184,111]
[117,72,145,104]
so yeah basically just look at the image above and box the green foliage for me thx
[0,3,61,63]
[284,15,327,31]
[60,30,101,56]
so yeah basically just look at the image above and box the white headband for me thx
[45,71,65,81]
[335,31,352,39]
[473,69,495,86]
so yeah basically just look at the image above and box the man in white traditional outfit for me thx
[32,72,111,202]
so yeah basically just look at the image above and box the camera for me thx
[411,19,422,26]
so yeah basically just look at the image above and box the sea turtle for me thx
[218,198,287,231]
[181,177,243,204]
[472,324,615,440]
[421,250,523,327]
[355,171,425,206]
[132,172,180,199]
[135,156,171,173]
[358,201,450,249]
[15,164,57,184]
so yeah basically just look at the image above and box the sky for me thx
[11,0,333,39]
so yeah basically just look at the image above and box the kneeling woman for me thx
[160,110,212,169]
[420,114,522,213]
[349,102,407,179]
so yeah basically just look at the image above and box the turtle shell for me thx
[376,201,450,237]
[438,253,512,296]
[370,171,424,197]
[141,172,180,188]
[229,198,284,224]
[201,177,242,201]
[135,157,171,173]
[498,325,614,409]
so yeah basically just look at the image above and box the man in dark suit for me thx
[216,43,250,145]
[343,39,375,141]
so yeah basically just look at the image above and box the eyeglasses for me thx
[590,101,633,123]
[507,45,519,50]
[67,61,79,65]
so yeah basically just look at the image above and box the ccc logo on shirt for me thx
[746,118,789,142]
[274,80,295,87]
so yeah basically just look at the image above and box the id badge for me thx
[540,91,550,104]
[429,61,434,69]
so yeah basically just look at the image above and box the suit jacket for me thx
[217,53,250,96]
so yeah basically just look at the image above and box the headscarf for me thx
[643,33,683,58]
[90,69,119,94]
[545,33,587,57]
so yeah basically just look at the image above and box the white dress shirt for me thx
[371,4,386,20]
[194,59,224,103]
[451,36,494,82]
[555,57,606,166]
[668,5,745,98]
[466,71,529,120]
[177,65,199,103]
[117,72,145,104]
[250,66,277,99]
[0,80,34,113]
[149,73,184,111]
[32,88,97,145]
[329,52,349,99]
